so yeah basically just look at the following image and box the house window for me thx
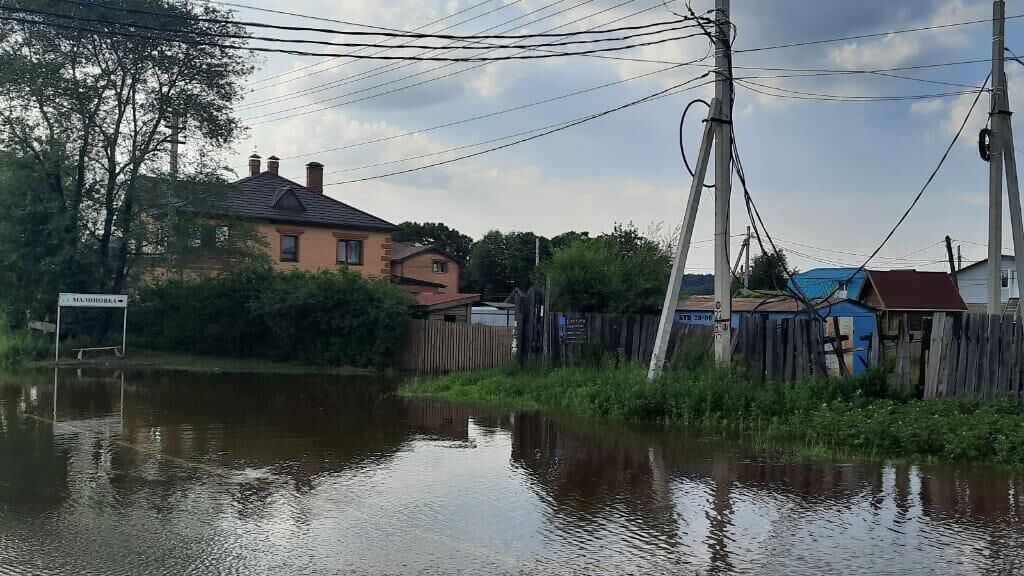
[1002,270,1010,288]
[432,260,448,274]
[443,314,457,323]
[188,225,201,248]
[337,239,363,265]
[281,234,299,262]
[215,225,229,247]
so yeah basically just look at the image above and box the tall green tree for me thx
[544,223,671,313]
[748,250,794,291]
[0,0,253,325]
[462,230,550,299]
[392,221,473,261]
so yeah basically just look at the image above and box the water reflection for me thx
[0,369,1022,575]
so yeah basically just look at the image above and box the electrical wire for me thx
[735,79,979,103]
[679,98,713,189]
[58,0,708,41]
[0,8,704,61]
[242,1,698,124]
[319,73,714,188]
[247,0,513,89]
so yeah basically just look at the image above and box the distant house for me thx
[954,255,1019,314]
[390,242,462,295]
[787,268,867,300]
[676,295,877,373]
[158,154,398,277]
[859,270,966,331]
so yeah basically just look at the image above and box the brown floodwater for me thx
[1,369,1023,575]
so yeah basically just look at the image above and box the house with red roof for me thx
[858,270,967,332]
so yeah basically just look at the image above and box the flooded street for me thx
[1,370,1023,575]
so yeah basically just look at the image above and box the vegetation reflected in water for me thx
[0,369,1022,575]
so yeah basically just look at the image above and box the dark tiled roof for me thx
[392,274,447,288]
[223,172,396,231]
[864,270,967,311]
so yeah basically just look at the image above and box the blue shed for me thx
[675,296,878,374]
[787,268,867,300]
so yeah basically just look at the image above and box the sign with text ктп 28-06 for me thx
[58,293,128,308]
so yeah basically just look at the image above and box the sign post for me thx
[54,293,129,362]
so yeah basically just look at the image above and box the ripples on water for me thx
[0,369,1022,575]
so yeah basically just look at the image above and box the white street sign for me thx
[58,293,128,308]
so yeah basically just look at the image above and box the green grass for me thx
[24,350,375,376]
[0,330,51,368]
[401,364,1024,467]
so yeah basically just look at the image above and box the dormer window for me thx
[272,187,305,212]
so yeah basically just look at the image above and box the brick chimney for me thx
[248,153,261,176]
[267,155,280,175]
[306,161,324,194]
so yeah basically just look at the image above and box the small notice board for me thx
[55,293,129,362]
[559,315,589,344]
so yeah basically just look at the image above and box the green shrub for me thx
[133,266,413,367]
[0,330,50,367]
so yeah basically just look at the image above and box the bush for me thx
[133,266,414,367]
[0,330,50,368]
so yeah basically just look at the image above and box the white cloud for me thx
[827,34,922,70]
[910,99,945,114]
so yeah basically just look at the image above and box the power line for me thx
[60,0,706,41]
[318,73,714,188]
[242,1,695,124]
[735,79,978,103]
[247,0,513,89]
[734,13,1024,54]
[0,7,702,62]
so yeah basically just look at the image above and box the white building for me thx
[954,255,1019,313]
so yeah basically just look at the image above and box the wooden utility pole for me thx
[958,244,963,271]
[988,0,1006,314]
[712,0,733,364]
[945,235,958,289]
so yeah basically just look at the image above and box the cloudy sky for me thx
[207,0,1024,274]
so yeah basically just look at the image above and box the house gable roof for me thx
[787,267,867,299]
[414,292,480,309]
[955,254,1015,275]
[391,242,462,263]
[224,172,397,231]
[862,270,967,311]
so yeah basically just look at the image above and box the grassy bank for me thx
[401,366,1024,467]
[33,350,375,375]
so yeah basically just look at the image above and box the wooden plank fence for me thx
[399,320,514,374]
[733,316,837,382]
[922,313,1024,400]
[524,312,713,367]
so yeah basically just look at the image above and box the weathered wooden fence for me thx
[516,307,713,367]
[921,312,1024,399]
[399,320,514,374]
[733,316,861,381]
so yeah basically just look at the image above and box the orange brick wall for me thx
[259,223,392,277]
[392,251,460,293]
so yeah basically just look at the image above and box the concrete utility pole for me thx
[535,236,540,267]
[168,114,183,180]
[648,0,734,380]
[713,0,733,364]
[744,225,751,288]
[986,0,1024,316]
[988,0,1006,314]
[946,235,958,289]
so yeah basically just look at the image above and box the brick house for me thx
[390,242,463,294]
[222,154,397,276]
